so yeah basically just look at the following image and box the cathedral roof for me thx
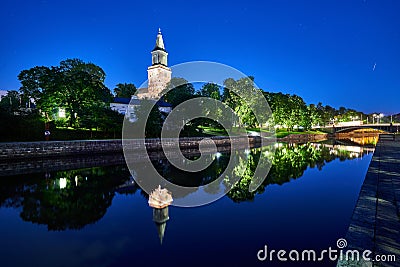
[112,97,130,104]
[112,97,141,105]
[156,99,172,107]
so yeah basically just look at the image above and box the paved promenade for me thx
[338,134,400,266]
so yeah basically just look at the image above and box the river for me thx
[0,140,374,267]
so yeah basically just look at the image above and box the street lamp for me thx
[372,114,377,124]
[379,113,384,124]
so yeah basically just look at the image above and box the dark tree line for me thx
[158,76,370,133]
[0,59,141,141]
[1,60,382,141]
[17,58,122,130]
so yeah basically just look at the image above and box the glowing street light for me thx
[379,113,384,124]
[372,114,378,124]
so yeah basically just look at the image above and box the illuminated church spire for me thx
[154,28,165,50]
[151,28,168,66]
[137,28,172,99]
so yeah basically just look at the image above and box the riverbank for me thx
[279,133,329,142]
[0,136,263,159]
[338,134,400,266]
[1,132,383,160]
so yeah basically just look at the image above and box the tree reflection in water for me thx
[227,142,373,202]
[0,166,132,230]
[0,142,373,230]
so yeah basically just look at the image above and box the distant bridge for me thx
[314,123,400,133]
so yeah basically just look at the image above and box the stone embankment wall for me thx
[0,153,126,177]
[0,136,262,159]
[279,133,328,143]
[0,140,123,159]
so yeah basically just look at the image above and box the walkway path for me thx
[338,134,400,266]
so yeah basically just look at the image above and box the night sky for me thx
[1,0,399,114]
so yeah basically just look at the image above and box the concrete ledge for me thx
[338,135,400,266]
[380,134,396,141]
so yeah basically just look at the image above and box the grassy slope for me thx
[200,126,326,138]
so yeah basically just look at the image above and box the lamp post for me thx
[379,113,384,124]
[372,113,381,124]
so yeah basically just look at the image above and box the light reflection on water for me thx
[0,141,374,267]
[349,135,378,145]
[336,132,380,145]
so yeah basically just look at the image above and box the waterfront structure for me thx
[337,135,400,266]
[137,28,172,100]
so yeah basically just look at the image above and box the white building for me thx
[110,96,140,116]
[110,95,172,122]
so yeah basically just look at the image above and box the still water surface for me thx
[0,142,373,267]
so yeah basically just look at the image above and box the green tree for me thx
[323,105,336,125]
[199,82,221,100]
[222,77,263,128]
[308,104,319,127]
[56,59,112,127]
[132,99,163,138]
[163,77,195,108]
[79,106,122,138]
[98,108,124,138]
[18,66,58,120]
[288,94,309,130]
[194,83,224,131]
[113,83,137,98]
[18,59,112,127]
[264,92,291,129]
[315,102,326,126]
[0,90,20,114]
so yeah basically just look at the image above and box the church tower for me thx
[141,28,172,99]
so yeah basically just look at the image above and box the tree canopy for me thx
[163,77,196,108]
[0,90,21,114]
[18,59,113,128]
[113,83,137,98]
[12,61,374,138]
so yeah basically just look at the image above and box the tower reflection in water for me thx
[152,207,169,244]
[148,185,173,244]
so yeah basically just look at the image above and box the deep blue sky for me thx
[1,0,399,114]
